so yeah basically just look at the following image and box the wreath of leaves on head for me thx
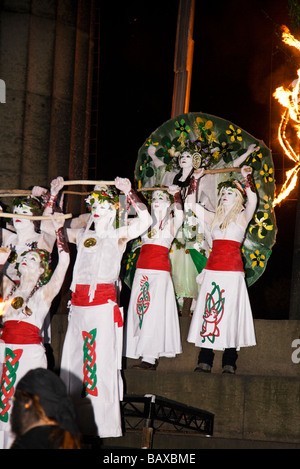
[16,248,52,285]
[12,196,43,216]
[217,179,247,202]
[85,189,122,212]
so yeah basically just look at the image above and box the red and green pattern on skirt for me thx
[200,282,225,344]
[0,347,23,422]
[82,328,98,397]
[136,275,150,329]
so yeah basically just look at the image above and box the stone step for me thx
[121,370,300,446]
[103,432,300,450]
[50,315,300,447]
[124,317,300,377]
[51,315,300,377]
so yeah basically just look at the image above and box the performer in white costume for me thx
[60,177,151,438]
[148,142,258,312]
[187,165,257,374]
[0,217,69,448]
[124,185,183,370]
[2,177,63,285]
[1,178,66,349]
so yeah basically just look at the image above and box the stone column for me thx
[0,0,94,215]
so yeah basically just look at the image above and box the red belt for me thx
[205,239,244,272]
[71,283,123,327]
[1,321,42,344]
[136,244,171,272]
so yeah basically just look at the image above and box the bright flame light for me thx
[273,26,300,207]
[0,299,12,317]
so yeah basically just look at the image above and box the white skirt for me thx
[60,301,123,438]
[0,343,47,448]
[124,268,182,360]
[187,270,256,351]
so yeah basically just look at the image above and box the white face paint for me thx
[151,190,170,212]
[90,199,114,220]
[13,204,34,230]
[179,151,193,170]
[19,251,44,277]
[89,199,117,234]
[220,187,237,208]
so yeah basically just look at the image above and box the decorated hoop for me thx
[134,112,277,287]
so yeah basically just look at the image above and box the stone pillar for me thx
[0,0,94,214]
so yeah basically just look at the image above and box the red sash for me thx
[1,320,42,344]
[205,239,244,272]
[71,283,123,327]
[136,244,171,272]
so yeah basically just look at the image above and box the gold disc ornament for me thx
[84,237,97,248]
[11,296,24,309]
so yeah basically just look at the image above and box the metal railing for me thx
[121,393,214,448]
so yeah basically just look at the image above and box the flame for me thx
[282,24,300,49]
[0,298,12,317]
[273,26,300,206]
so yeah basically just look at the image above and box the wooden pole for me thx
[138,167,242,191]
[171,0,195,117]
[0,213,72,220]
[62,180,115,186]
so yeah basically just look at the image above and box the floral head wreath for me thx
[16,248,52,285]
[12,196,43,216]
[217,179,246,201]
[85,187,121,212]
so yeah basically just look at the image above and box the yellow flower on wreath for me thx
[212,149,220,160]
[226,124,242,142]
[145,138,159,148]
[194,117,216,142]
[250,250,266,268]
[252,149,263,164]
[260,164,273,183]
[250,212,273,239]
[262,195,272,210]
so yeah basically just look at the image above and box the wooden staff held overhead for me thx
[0,212,72,220]
[0,179,116,197]
[137,167,243,191]
[62,180,116,186]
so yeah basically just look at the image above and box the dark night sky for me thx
[97,0,299,319]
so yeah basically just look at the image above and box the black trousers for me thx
[198,347,238,369]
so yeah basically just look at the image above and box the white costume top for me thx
[141,219,175,250]
[70,228,122,301]
[3,288,48,330]
[211,220,245,244]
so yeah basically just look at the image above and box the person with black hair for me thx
[10,368,80,449]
